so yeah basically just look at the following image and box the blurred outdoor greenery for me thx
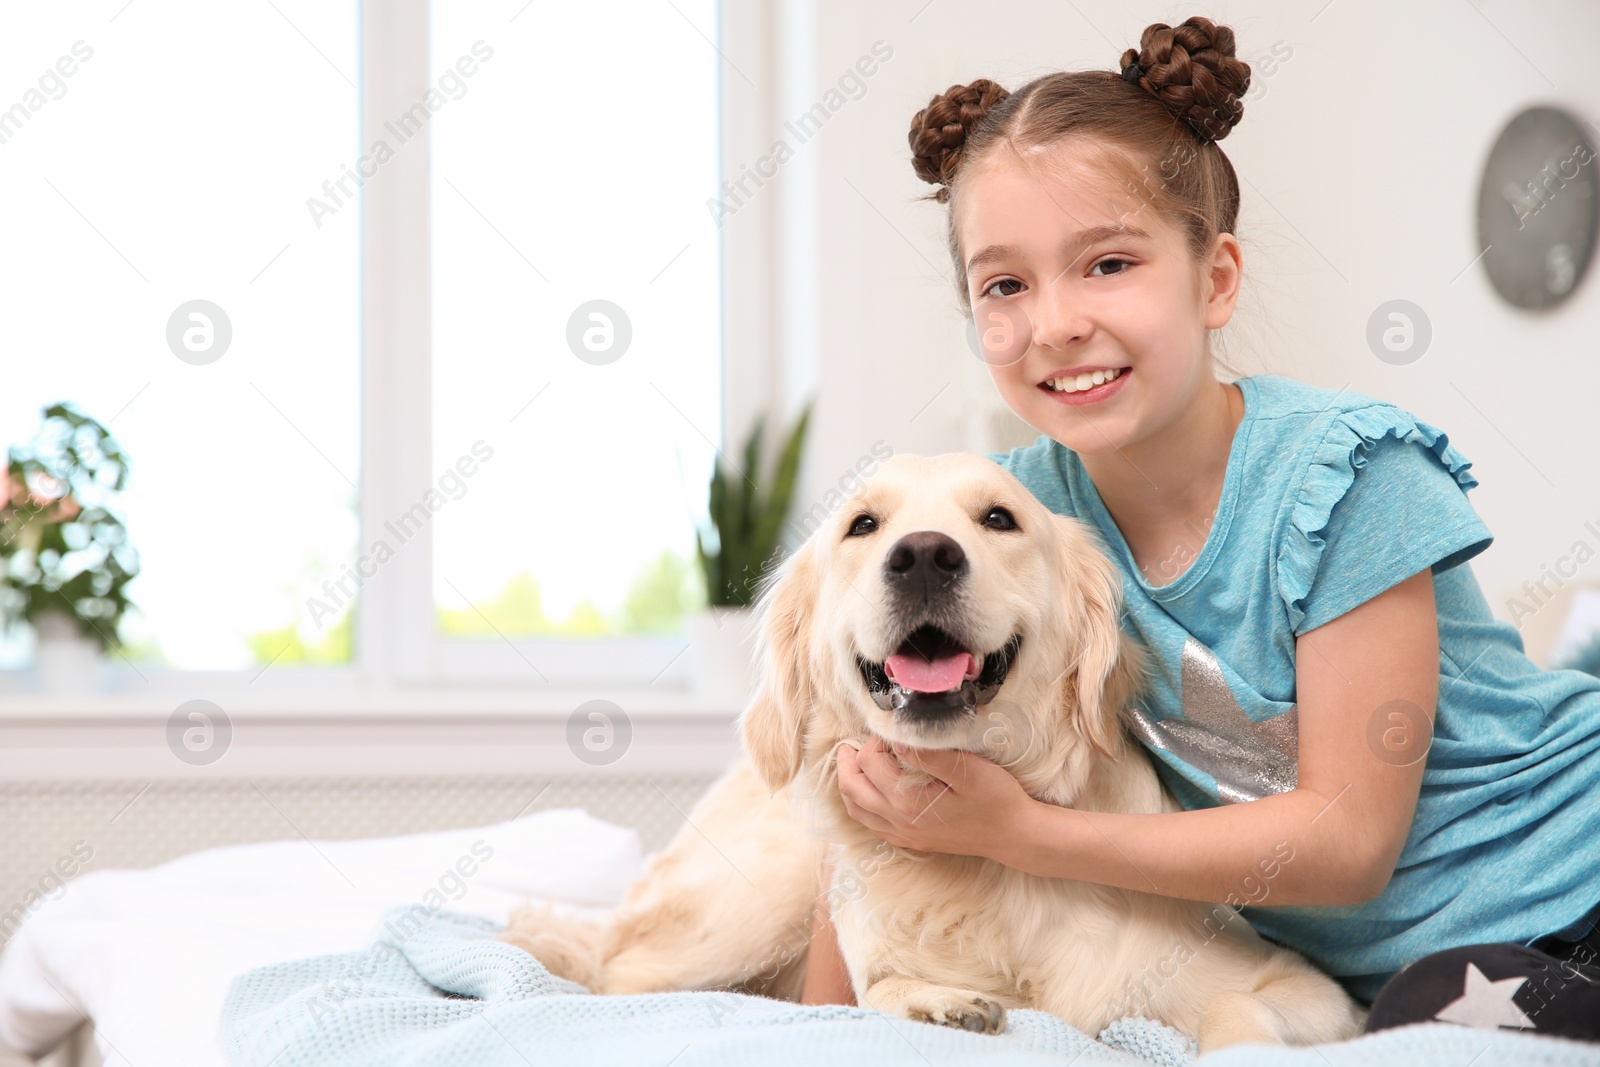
[114,548,706,667]
[435,548,703,638]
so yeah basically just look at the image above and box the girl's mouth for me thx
[1037,366,1131,406]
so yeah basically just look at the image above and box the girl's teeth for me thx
[1047,367,1123,393]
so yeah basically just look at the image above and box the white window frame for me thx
[372,0,777,699]
[0,0,783,717]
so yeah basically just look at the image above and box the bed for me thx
[0,809,641,1066]
[1,810,1596,1067]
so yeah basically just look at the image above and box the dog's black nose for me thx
[884,531,967,601]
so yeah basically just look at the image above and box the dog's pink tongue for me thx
[885,652,974,693]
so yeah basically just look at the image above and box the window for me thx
[0,1,360,671]
[0,0,752,703]
[427,0,720,654]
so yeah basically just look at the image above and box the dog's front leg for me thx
[832,877,1011,1035]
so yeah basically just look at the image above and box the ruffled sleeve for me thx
[1276,404,1494,637]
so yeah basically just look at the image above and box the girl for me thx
[805,17,1600,1040]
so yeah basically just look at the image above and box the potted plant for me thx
[690,399,813,705]
[0,403,139,691]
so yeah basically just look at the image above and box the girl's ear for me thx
[739,541,821,793]
[1053,516,1147,760]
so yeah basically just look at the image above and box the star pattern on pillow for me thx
[1434,962,1538,1029]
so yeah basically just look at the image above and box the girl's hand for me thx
[836,736,1036,861]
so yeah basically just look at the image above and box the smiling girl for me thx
[805,16,1600,1040]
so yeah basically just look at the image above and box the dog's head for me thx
[739,452,1147,801]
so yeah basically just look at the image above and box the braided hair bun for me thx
[908,78,1010,204]
[907,18,1251,206]
[1120,16,1251,144]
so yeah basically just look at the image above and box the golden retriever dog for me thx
[501,452,1365,1050]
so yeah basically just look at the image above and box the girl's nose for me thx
[1028,282,1092,349]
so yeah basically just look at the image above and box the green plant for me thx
[694,400,814,608]
[0,403,139,652]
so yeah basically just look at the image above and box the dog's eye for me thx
[983,506,1018,531]
[846,514,877,537]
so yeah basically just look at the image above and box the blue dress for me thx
[987,372,1600,1003]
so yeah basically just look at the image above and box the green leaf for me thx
[750,400,813,579]
[706,461,727,558]
[733,418,763,581]
[692,397,817,608]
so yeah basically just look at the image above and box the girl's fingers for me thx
[840,739,928,839]
[845,782,893,826]
[842,795,893,836]
[838,750,887,818]
[837,745,869,796]
[854,737,903,791]
[841,743,895,800]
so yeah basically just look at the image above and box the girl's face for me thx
[956,142,1236,455]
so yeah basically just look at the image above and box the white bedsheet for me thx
[0,809,646,1067]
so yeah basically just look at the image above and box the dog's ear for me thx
[739,540,821,793]
[1054,516,1148,760]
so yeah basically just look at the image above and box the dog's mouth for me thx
[855,624,1023,723]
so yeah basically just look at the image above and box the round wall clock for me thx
[1476,105,1598,310]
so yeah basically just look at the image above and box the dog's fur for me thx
[501,453,1365,1049]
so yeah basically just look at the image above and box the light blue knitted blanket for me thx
[218,908,1600,1067]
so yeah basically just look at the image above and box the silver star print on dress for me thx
[1125,635,1299,803]
[1434,963,1538,1029]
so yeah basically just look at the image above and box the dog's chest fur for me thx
[815,744,1254,1033]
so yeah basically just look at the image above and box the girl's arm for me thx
[837,567,1440,908]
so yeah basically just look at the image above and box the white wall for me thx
[755,0,1600,659]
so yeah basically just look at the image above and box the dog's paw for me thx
[899,988,1006,1033]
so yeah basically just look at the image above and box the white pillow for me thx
[0,808,644,1067]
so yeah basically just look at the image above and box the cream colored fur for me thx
[501,452,1366,1050]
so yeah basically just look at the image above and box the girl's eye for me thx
[982,506,1018,531]
[1090,257,1133,277]
[980,278,1024,299]
[847,514,877,537]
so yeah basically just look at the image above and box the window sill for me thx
[0,670,747,780]
[0,666,748,718]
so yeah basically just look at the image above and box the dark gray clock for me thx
[1476,106,1598,310]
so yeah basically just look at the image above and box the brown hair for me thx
[908,17,1252,367]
